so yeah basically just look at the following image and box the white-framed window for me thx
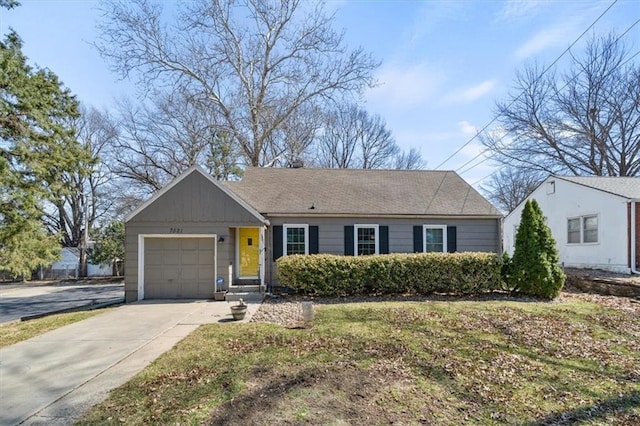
[583,215,598,243]
[567,218,580,244]
[567,215,598,244]
[354,224,379,256]
[283,224,309,256]
[423,225,447,253]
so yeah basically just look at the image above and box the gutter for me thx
[262,213,503,220]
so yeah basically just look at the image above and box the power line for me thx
[471,168,499,186]
[465,43,640,184]
[456,146,492,174]
[434,0,620,171]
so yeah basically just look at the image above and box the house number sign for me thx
[169,228,183,234]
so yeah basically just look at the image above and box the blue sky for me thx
[2,0,639,187]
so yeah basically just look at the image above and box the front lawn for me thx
[79,295,640,425]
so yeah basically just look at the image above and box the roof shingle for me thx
[225,168,501,217]
[558,176,640,199]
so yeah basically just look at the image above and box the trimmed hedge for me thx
[276,252,502,297]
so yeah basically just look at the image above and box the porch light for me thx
[218,236,225,244]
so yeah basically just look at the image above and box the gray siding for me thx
[130,172,262,225]
[266,216,500,286]
[125,172,264,302]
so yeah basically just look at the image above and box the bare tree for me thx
[483,33,640,177]
[481,167,544,214]
[44,106,116,246]
[358,111,399,169]
[392,147,425,170]
[315,104,364,168]
[96,0,378,167]
[261,102,323,167]
[314,104,422,169]
[109,89,242,196]
[42,105,118,275]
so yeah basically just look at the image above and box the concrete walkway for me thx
[0,296,262,425]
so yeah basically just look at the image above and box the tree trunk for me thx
[79,247,88,278]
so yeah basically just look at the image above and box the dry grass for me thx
[79,295,640,425]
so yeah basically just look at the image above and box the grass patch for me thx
[79,298,640,425]
[0,309,112,348]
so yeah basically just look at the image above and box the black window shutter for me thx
[447,226,457,253]
[413,226,423,252]
[379,226,389,254]
[344,226,354,256]
[273,225,283,260]
[309,226,319,254]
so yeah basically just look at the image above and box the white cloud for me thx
[460,140,485,159]
[515,25,572,59]
[495,0,547,23]
[455,121,484,159]
[442,80,497,105]
[406,1,467,47]
[366,63,444,109]
[458,120,478,136]
[509,1,604,59]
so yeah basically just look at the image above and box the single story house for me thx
[503,175,640,274]
[124,166,502,302]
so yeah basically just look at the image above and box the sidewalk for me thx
[0,296,262,425]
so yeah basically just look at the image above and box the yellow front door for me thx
[239,228,260,277]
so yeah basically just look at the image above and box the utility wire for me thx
[456,147,492,174]
[467,43,640,185]
[434,0,620,171]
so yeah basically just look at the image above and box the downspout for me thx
[498,216,504,255]
[260,225,267,292]
[632,201,639,274]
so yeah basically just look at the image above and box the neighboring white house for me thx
[45,247,113,279]
[503,176,640,274]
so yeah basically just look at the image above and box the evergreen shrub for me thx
[509,199,565,299]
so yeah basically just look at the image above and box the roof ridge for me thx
[243,167,452,173]
[231,167,501,217]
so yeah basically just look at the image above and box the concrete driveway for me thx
[0,297,262,425]
[0,282,124,323]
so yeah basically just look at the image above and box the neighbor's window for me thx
[567,218,581,244]
[424,225,447,253]
[583,215,598,243]
[567,215,598,244]
[284,224,308,256]
[355,224,378,256]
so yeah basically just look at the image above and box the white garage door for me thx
[144,238,215,299]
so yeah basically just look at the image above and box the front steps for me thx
[226,284,263,302]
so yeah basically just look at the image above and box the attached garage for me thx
[124,166,270,302]
[141,236,216,299]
